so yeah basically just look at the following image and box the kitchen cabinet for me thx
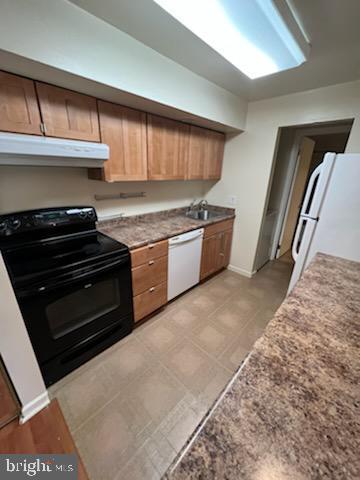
[201,219,234,280]
[131,240,168,322]
[200,234,219,279]
[204,130,225,180]
[0,71,42,135]
[187,126,207,180]
[0,360,19,428]
[147,114,189,180]
[35,82,100,141]
[91,100,147,182]
[187,125,225,180]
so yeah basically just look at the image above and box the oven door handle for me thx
[18,256,128,297]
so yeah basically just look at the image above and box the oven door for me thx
[16,253,133,367]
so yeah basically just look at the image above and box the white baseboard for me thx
[20,391,50,424]
[227,264,256,278]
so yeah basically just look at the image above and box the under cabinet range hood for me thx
[0,133,109,168]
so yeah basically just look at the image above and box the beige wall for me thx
[206,80,360,275]
[0,166,211,218]
[0,0,246,131]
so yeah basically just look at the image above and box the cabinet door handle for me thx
[148,260,155,265]
[148,244,155,249]
[149,287,155,292]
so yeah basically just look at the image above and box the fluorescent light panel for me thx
[153,0,308,79]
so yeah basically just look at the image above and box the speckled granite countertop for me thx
[97,205,235,250]
[165,253,360,480]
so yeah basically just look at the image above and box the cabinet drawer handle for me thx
[148,244,155,249]
[149,287,155,292]
[148,260,155,265]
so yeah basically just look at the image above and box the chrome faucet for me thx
[187,199,197,215]
[198,199,208,211]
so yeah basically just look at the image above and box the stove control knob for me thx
[10,218,21,230]
[87,210,95,219]
[0,221,7,233]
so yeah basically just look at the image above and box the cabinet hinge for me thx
[40,122,47,135]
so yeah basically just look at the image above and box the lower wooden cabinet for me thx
[0,359,19,428]
[130,224,233,324]
[131,240,168,322]
[201,220,234,280]
[133,282,167,322]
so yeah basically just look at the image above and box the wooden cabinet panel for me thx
[204,219,234,238]
[215,229,233,271]
[0,361,19,428]
[96,100,147,182]
[147,114,189,180]
[0,71,42,135]
[187,125,208,180]
[130,240,168,268]
[36,83,100,141]
[187,126,225,180]
[201,223,234,280]
[223,229,233,267]
[204,130,225,180]
[133,281,167,322]
[200,234,218,280]
[132,255,168,296]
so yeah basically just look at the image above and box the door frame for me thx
[270,123,353,260]
[277,136,315,258]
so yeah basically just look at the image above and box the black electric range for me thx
[0,207,134,386]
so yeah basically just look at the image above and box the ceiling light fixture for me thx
[153,0,310,79]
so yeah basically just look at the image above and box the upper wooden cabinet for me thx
[95,100,147,182]
[0,71,42,135]
[187,125,225,180]
[205,130,225,180]
[0,70,226,182]
[147,114,189,180]
[35,82,100,141]
[187,126,208,180]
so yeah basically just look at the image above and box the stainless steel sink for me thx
[186,210,219,220]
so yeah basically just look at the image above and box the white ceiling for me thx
[69,0,360,101]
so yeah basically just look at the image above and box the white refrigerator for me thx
[288,152,360,293]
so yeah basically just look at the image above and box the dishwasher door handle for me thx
[169,229,204,246]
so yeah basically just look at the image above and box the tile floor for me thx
[51,257,293,480]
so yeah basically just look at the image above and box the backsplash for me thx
[0,166,213,218]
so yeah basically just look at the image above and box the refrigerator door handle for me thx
[301,163,322,216]
[292,218,305,262]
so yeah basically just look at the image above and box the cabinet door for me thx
[0,360,19,428]
[215,229,233,271]
[97,100,147,181]
[204,130,225,180]
[36,82,100,141]
[147,114,189,180]
[223,229,233,267]
[187,125,208,180]
[200,234,218,280]
[0,71,42,135]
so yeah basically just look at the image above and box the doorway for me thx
[255,120,353,271]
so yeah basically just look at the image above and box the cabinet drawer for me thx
[130,240,168,267]
[132,255,168,296]
[133,281,167,322]
[204,219,234,238]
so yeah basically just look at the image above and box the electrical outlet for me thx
[227,195,237,206]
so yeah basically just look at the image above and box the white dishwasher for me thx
[168,228,204,301]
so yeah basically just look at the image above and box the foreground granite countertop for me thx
[165,253,360,480]
[97,205,235,250]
